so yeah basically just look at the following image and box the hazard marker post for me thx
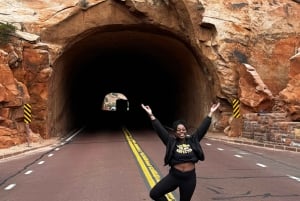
[24,103,32,146]
[232,99,241,118]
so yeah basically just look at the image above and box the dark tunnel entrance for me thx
[49,28,213,136]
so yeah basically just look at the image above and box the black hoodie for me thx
[151,116,212,166]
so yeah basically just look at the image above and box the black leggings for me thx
[149,167,196,201]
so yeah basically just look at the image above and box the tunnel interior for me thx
[50,28,213,135]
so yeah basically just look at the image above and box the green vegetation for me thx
[78,0,89,8]
[0,22,16,45]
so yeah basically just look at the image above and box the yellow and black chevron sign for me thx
[232,99,241,118]
[24,103,32,124]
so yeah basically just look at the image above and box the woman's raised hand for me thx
[208,102,220,117]
[210,102,220,113]
[141,104,152,116]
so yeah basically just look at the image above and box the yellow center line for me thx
[123,127,176,201]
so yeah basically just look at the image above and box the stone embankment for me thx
[242,113,300,151]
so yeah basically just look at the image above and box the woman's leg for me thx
[150,172,179,201]
[178,170,196,201]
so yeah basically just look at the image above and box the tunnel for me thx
[45,3,215,137]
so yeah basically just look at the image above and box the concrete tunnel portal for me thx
[50,28,214,136]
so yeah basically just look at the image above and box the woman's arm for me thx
[141,104,156,120]
[195,102,220,141]
[208,102,220,117]
[141,104,169,144]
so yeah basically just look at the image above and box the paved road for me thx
[1,129,300,201]
[193,139,300,201]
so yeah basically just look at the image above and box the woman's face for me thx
[175,124,187,139]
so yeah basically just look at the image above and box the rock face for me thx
[0,0,300,148]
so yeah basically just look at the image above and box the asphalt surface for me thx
[1,131,300,201]
[0,132,299,160]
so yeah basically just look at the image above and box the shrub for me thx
[78,0,89,8]
[0,22,16,45]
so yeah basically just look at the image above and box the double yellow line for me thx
[123,127,176,201]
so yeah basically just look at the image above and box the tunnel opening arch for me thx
[48,27,215,136]
[44,2,217,137]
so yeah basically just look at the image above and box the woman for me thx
[141,102,220,201]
